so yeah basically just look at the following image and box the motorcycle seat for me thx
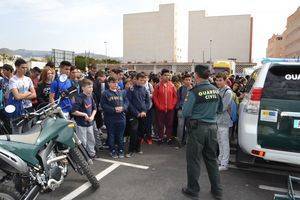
[0,125,41,144]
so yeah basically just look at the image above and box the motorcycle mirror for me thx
[5,105,16,113]
[59,74,68,82]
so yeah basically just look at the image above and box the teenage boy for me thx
[126,72,151,157]
[110,68,124,90]
[9,58,36,134]
[215,72,233,171]
[72,79,97,158]
[30,67,42,108]
[49,61,73,119]
[2,64,14,106]
[101,77,129,159]
[86,64,98,82]
[93,70,108,150]
[153,69,177,144]
[176,73,193,147]
[144,74,154,144]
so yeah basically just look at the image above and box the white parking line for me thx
[60,163,120,200]
[259,185,300,194]
[95,158,150,170]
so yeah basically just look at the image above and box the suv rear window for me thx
[243,68,261,93]
[262,64,300,100]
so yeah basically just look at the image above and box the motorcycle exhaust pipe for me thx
[24,185,40,200]
[46,155,67,165]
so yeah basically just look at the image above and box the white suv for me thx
[237,58,300,166]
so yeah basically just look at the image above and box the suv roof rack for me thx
[261,58,300,64]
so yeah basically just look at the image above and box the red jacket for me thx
[153,81,177,112]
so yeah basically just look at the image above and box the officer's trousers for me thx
[186,122,222,195]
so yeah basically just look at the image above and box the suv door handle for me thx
[280,112,300,117]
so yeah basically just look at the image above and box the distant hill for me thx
[0,48,122,61]
[0,48,15,56]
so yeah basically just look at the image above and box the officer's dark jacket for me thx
[182,80,223,123]
[100,89,129,122]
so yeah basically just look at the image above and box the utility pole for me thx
[85,50,87,70]
[209,39,212,63]
[202,50,205,63]
[104,41,108,69]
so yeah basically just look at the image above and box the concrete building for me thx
[267,7,300,58]
[266,34,285,58]
[283,7,300,58]
[123,4,181,63]
[188,11,253,63]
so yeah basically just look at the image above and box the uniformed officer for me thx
[181,64,223,200]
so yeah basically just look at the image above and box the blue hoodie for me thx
[127,85,151,117]
[101,89,129,122]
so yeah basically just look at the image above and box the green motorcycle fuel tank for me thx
[0,118,76,167]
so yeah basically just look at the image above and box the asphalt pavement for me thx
[35,142,299,200]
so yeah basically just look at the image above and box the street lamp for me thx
[209,39,212,63]
[104,41,108,68]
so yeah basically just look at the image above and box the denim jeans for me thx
[106,120,126,153]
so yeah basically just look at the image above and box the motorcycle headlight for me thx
[68,123,75,128]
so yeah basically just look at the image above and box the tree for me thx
[1,53,11,64]
[45,56,53,62]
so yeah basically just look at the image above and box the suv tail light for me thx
[244,87,263,114]
[250,88,263,101]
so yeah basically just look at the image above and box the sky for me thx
[0,0,299,62]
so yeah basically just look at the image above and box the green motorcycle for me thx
[0,91,99,200]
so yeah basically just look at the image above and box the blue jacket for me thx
[127,85,151,117]
[101,89,129,122]
[50,77,73,113]
[176,85,189,110]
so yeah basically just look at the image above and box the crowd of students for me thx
[0,58,250,170]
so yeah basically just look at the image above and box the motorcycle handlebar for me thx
[12,88,77,125]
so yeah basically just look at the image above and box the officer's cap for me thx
[195,64,211,79]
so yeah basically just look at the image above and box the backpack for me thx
[6,92,25,119]
[223,88,238,123]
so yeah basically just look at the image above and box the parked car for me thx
[237,58,300,166]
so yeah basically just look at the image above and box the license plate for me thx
[294,119,300,129]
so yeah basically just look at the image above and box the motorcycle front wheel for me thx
[69,148,100,189]
[0,185,21,200]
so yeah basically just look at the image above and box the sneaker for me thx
[126,152,134,158]
[146,138,153,145]
[157,139,162,145]
[211,191,223,200]
[167,138,174,145]
[119,153,124,159]
[218,165,228,171]
[110,151,118,159]
[181,187,199,199]
[136,150,143,154]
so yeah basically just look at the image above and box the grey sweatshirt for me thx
[217,85,233,127]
